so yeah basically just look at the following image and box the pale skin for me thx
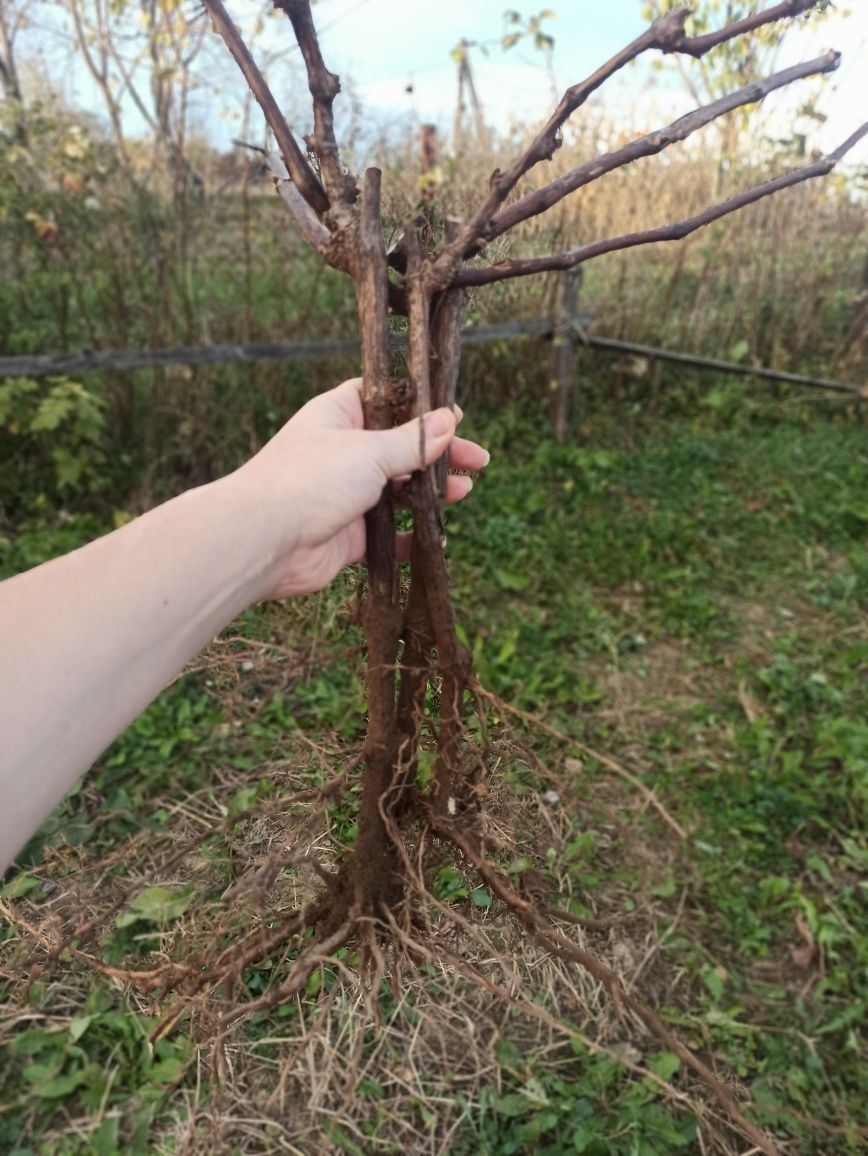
[0,378,490,872]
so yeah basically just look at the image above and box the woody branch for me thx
[202,0,328,215]
[454,124,868,288]
[427,0,824,288]
[676,0,818,56]
[488,52,841,239]
[274,0,356,209]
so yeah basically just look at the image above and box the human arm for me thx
[0,379,489,871]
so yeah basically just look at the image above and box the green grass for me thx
[1,390,866,1154]
[444,402,867,1153]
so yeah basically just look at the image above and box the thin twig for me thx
[202,0,328,215]
[677,0,817,57]
[382,908,700,1112]
[436,823,782,1156]
[472,680,688,840]
[216,916,357,1029]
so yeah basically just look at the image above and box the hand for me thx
[234,378,490,598]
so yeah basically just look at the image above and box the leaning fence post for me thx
[549,266,583,442]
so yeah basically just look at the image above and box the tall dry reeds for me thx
[379,110,865,383]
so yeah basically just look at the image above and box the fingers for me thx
[391,468,476,506]
[299,382,488,496]
[420,409,458,463]
[448,434,490,472]
[444,473,474,504]
[375,407,457,480]
[303,382,488,473]
[300,377,364,430]
[375,404,493,481]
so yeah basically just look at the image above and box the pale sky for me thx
[18,0,868,164]
[269,0,867,162]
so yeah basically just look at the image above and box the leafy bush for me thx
[0,375,106,515]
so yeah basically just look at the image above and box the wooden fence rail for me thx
[576,335,864,397]
[0,320,562,379]
[0,316,862,399]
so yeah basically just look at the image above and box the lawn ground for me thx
[1,385,866,1154]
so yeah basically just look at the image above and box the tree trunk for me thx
[323,182,475,940]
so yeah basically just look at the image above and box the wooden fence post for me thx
[549,266,583,442]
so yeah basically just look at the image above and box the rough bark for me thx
[275,0,356,209]
[204,0,327,214]
[344,168,404,928]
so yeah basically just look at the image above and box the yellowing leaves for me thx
[60,172,87,195]
[24,210,59,242]
[61,130,87,161]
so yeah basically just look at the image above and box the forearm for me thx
[0,474,275,870]
[0,380,482,873]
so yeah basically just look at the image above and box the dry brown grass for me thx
[4,580,863,1154]
[1,682,762,1156]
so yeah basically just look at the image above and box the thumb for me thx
[376,407,456,479]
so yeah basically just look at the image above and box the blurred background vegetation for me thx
[1,0,865,527]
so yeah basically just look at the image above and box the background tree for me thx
[0,0,30,141]
[0,0,25,102]
[644,0,838,182]
[61,0,208,188]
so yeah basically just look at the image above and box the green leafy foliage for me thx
[0,985,192,1154]
[445,398,865,1154]
[0,376,106,512]
[115,885,194,929]
[454,1039,696,1154]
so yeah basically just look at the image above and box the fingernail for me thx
[458,475,473,496]
[424,408,455,439]
[480,449,491,467]
[454,403,464,422]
